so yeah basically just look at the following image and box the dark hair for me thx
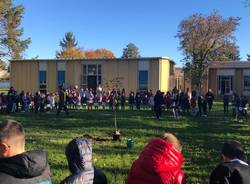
[0,120,25,142]
[221,140,246,161]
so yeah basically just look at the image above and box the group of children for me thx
[0,86,248,119]
[223,92,248,118]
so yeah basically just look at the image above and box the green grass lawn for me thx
[0,102,249,184]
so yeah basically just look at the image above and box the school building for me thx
[176,61,250,97]
[10,57,175,93]
[208,61,250,97]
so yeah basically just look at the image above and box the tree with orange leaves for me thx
[95,48,115,58]
[85,48,115,58]
[85,50,97,58]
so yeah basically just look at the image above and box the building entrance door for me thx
[87,76,97,90]
[218,76,233,95]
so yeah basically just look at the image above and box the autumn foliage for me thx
[85,48,115,58]
[56,32,115,59]
[56,47,85,59]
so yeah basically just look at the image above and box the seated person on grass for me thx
[60,136,107,184]
[210,140,250,184]
[0,120,51,184]
[126,133,186,184]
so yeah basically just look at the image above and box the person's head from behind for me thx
[65,136,93,174]
[162,133,182,152]
[0,120,25,158]
[221,140,246,162]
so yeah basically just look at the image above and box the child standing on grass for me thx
[108,93,114,110]
[164,92,172,111]
[128,92,135,110]
[93,95,99,110]
[190,94,197,116]
[135,92,141,110]
[223,94,229,114]
[101,92,107,110]
[121,91,126,110]
[148,94,155,111]
[171,90,179,119]
[87,92,94,110]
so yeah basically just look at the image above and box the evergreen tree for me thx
[59,32,77,49]
[56,32,85,59]
[0,0,30,60]
[121,43,140,58]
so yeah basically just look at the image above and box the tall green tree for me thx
[59,32,77,49]
[0,0,31,60]
[121,43,140,58]
[177,12,240,89]
[56,32,85,59]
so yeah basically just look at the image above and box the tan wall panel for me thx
[74,61,81,87]
[208,69,216,94]
[149,60,159,93]
[160,59,170,92]
[10,61,20,92]
[117,60,129,90]
[127,60,138,92]
[29,61,39,93]
[102,60,138,92]
[47,61,57,92]
[21,62,28,92]
[11,61,39,93]
[66,61,75,87]
[102,60,117,91]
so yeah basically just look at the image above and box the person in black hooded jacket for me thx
[60,137,107,184]
[0,120,51,184]
[210,140,250,184]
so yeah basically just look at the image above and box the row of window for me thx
[217,75,250,95]
[39,70,149,91]
[39,71,65,91]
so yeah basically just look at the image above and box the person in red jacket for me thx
[126,133,186,184]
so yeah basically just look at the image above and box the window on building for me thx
[217,76,233,95]
[57,71,65,86]
[81,64,101,89]
[244,76,250,91]
[88,65,97,75]
[39,70,47,92]
[139,70,148,91]
[81,64,87,88]
[98,64,101,75]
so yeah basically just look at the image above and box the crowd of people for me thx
[0,87,248,119]
[1,120,250,184]
[0,86,248,119]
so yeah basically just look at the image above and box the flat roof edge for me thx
[10,56,175,63]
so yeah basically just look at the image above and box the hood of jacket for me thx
[65,137,94,174]
[139,138,184,174]
[0,150,48,178]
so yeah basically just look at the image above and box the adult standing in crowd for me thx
[206,89,214,112]
[7,87,16,114]
[0,120,52,184]
[56,86,69,116]
[210,140,250,184]
[154,90,164,120]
